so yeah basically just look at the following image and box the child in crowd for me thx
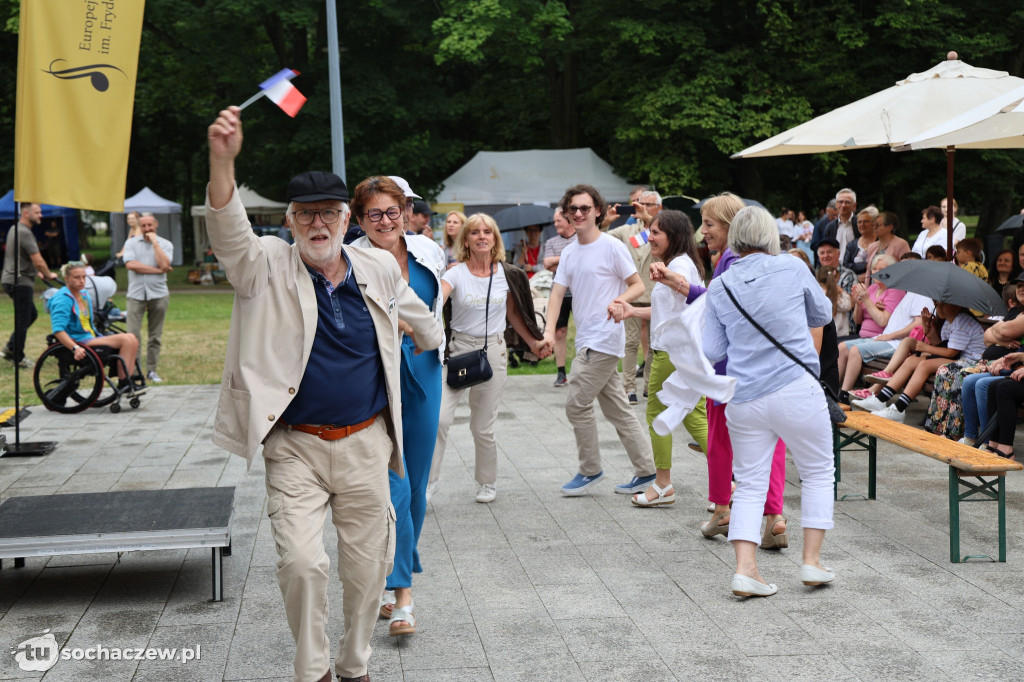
[925,245,947,261]
[852,301,986,422]
[955,238,988,280]
[816,266,852,338]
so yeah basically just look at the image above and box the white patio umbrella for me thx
[897,83,1024,150]
[732,52,1024,257]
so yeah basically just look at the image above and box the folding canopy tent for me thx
[109,187,184,266]
[190,185,288,257]
[435,149,636,254]
[0,190,81,261]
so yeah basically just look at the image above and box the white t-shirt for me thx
[650,255,702,351]
[775,218,794,240]
[554,234,637,357]
[880,292,933,348]
[443,263,508,337]
[912,229,949,257]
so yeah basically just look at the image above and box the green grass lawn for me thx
[1,287,234,409]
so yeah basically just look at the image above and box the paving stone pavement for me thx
[1,378,1024,681]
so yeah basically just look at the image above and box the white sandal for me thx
[388,602,416,636]
[631,482,675,507]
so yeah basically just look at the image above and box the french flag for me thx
[630,229,650,248]
[260,69,307,117]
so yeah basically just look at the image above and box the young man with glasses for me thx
[542,184,657,496]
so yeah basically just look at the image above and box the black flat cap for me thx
[817,237,841,250]
[287,171,349,202]
[412,200,436,216]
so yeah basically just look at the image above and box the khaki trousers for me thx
[622,312,651,394]
[126,295,169,374]
[430,332,507,486]
[263,415,396,681]
[565,347,656,478]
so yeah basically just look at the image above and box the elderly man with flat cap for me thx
[206,106,442,682]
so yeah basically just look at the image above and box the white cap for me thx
[388,176,421,199]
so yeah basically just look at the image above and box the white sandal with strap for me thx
[631,482,675,507]
[379,590,395,619]
[388,602,416,636]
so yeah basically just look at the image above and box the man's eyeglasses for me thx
[292,209,341,226]
[567,205,594,216]
[640,202,659,208]
[366,206,403,223]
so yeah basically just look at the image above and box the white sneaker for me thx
[851,394,886,412]
[425,480,439,503]
[147,371,163,383]
[475,483,496,503]
[872,404,905,423]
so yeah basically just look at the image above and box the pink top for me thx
[858,284,906,337]
[865,237,911,266]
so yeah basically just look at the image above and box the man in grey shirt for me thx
[2,202,56,367]
[123,214,173,382]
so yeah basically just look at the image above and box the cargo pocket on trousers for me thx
[384,504,397,576]
[266,495,285,557]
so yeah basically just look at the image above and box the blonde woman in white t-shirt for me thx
[609,210,708,506]
[429,213,549,504]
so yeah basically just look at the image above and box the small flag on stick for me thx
[238,69,307,117]
[629,229,650,249]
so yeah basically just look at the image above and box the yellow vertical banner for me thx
[14,0,145,211]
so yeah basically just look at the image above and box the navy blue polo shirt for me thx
[280,252,388,426]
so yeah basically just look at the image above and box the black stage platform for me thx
[0,487,234,601]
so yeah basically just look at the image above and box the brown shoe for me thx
[338,676,370,682]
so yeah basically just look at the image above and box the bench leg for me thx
[211,547,223,602]
[999,475,1007,563]
[868,436,877,500]
[832,424,841,501]
[949,467,961,563]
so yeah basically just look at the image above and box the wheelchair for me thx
[32,300,146,414]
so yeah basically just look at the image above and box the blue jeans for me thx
[962,372,1001,440]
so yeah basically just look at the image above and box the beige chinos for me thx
[566,346,656,477]
[263,416,396,682]
[429,332,507,486]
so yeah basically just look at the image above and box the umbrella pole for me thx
[946,146,955,261]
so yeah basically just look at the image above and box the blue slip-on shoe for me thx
[614,474,657,494]
[561,471,605,496]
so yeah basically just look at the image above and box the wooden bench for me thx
[833,410,1022,562]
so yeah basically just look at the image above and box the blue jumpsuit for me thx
[386,257,442,589]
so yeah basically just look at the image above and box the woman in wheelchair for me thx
[50,261,143,391]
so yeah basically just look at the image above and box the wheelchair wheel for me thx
[33,344,104,413]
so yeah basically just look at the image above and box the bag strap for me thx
[481,266,494,351]
[720,279,839,400]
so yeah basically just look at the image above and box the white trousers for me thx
[724,373,835,545]
[430,332,508,486]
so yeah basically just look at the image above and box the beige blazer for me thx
[205,186,443,476]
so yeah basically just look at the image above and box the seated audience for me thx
[865,212,910,272]
[925,245,947,262]
[849,254,903,340]
[852,302,985,422]
[988,248,1018,294]
[816,266,852,337]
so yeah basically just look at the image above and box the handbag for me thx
[446,266,495,390]
[721,281,847,424]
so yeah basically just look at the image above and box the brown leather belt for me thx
[283,413,379,441]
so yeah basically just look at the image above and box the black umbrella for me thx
[691,196,766,210]
[871,260,1006,316]
[492,204,553,232]
[996,214,1024,233]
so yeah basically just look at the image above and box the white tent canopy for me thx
[191,184,289,257]
[434,148,635,206]
[109,187,184,265]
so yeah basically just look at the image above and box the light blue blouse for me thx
[703,253,833,403]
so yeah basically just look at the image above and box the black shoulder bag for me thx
[721,281,846,424]
[446,266,495,390]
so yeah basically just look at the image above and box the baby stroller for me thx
[33,271,146,414]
